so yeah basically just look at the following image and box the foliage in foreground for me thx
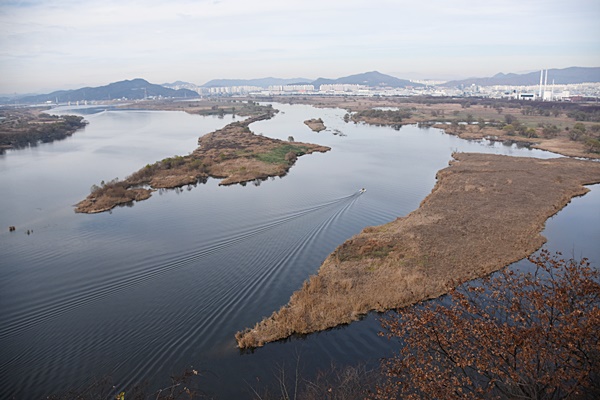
[377,250,600,399]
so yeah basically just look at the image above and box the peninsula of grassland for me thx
[236,153,600,348]
[0,107,87,153]
[75,109,330,213]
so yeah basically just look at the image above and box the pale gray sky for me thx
[1,0,599,93]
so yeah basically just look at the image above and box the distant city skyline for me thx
[1,0,599,94]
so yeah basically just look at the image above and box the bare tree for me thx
[376,250,600,400]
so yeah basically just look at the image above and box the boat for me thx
[359,188,366,194]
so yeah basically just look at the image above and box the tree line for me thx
[0,113,87,152]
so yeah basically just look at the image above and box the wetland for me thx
[1,101,599,399]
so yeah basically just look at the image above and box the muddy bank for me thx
[304,118,326,132]
[236,153,600,348]
[76,113,330,213]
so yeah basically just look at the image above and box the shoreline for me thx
[75,112,330,214]
[0,107,87,154]
[264,96,600,159]
[235,153,600,348]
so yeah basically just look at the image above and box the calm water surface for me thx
[1,103,598,399]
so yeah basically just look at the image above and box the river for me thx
[1,103,598,399]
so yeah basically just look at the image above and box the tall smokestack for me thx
[539,70,543,99]
[544,69,548,94]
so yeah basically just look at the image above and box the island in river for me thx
[236,152,600,348]
[266,95,600,159]
[0,107,87,153]
[304,118,326,132]
[75,111,330,213]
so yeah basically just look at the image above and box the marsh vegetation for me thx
[75,112,329,213]
[0,107,87,153]
[236,153,600,348]
[276,96,600,158]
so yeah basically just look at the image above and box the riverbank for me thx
[235,152,600,348]
[0,107,87,153]
[75,113,330,213]
[266,96,600,159]
[120,98,273,118]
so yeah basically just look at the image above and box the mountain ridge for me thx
[15,79,198,104]
[443,67,600,87]
[201,77,313,88]
[7,66,599,103]
[311,71,423,88]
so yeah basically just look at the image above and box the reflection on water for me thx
[0,103,597,399]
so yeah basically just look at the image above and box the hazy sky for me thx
[1,0,599,93]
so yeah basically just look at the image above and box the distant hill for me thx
[161,81,202,91]
[311,71,423,88]
[17,79,198,103]
[200,72,424,89]
[443,67,600,87]
[201,77,312,88]
[163,80,192,87]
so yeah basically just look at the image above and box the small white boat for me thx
[359,188,366,194]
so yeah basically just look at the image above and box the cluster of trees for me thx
[414,96,600,120]
[89,154,211,197]
[501,114,538,138]
[497,114,600,151]
[376,250,600,399]
[195,102,276,119]
[193,102,276,119]
[555,122,600,152]
[427,105,586,143]
[0,113,87,151]
[521,105,562,117]
[89,177,130,198]
[352,108,412,124]
[568,108,600,122]
[573,123,600,153]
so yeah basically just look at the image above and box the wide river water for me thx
[1,103,599,399]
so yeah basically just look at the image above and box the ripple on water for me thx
[0,103,596,399]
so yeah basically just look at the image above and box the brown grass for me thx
[235,153,600,348]
[1,107,87,152]
[304,118,326,132]
[75,114,330,213]
[270,96,600,159]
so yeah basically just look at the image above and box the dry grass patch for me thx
[236,153,600,348]
[304,118,326,132]
[272,96,600,159]
[76,113,330,213]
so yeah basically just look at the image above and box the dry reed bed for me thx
[276,96,600,159]
[75,114,330,213]
[236,153,600,348]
